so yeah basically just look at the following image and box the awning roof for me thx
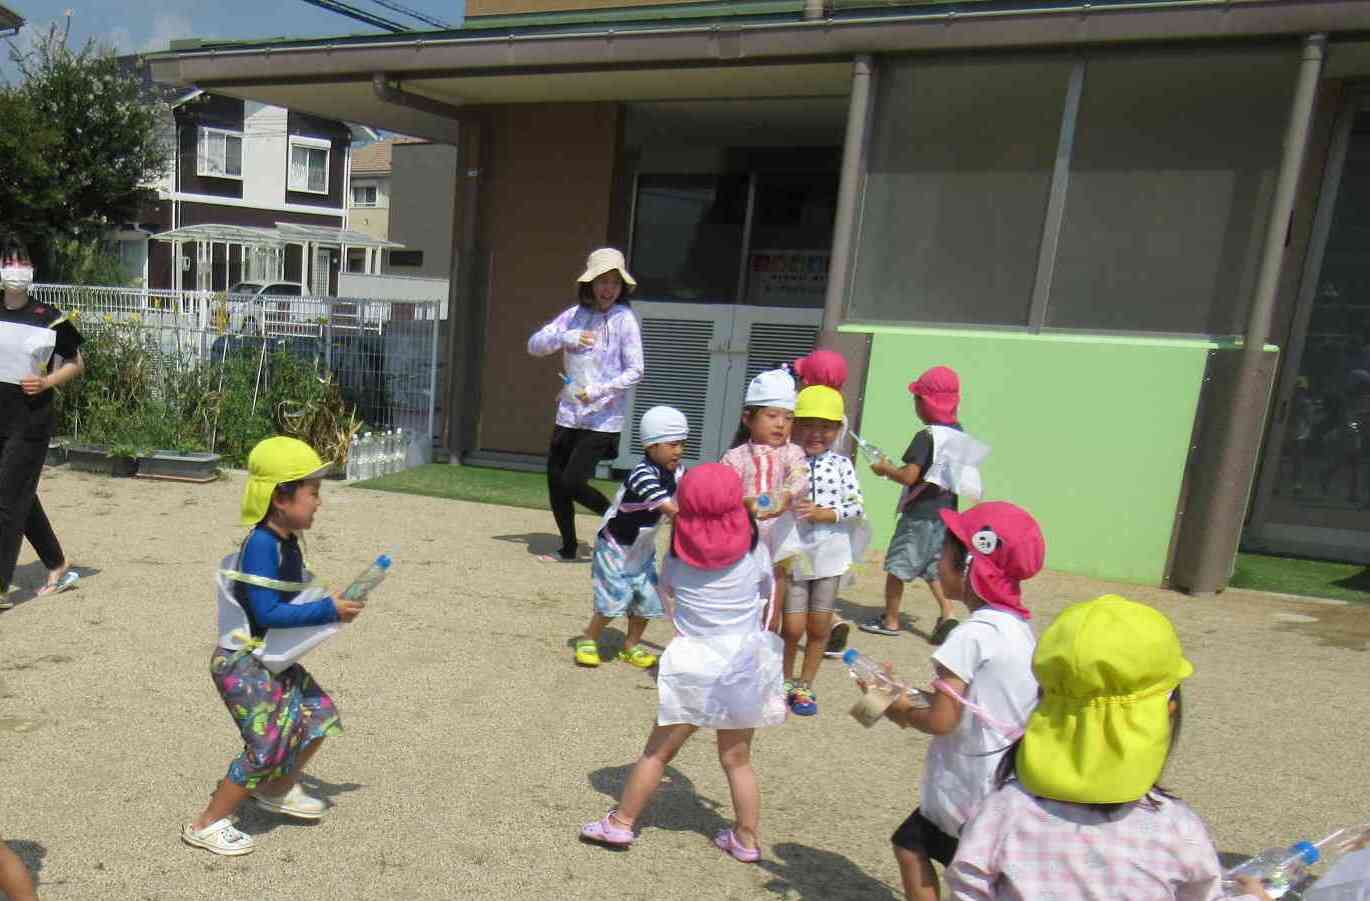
[145,0,1370,142]
[151,222,403,248]
[0,4,23,33]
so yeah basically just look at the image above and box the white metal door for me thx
[615,303,822,468]
[615,302,734,468]
[311,247,331,297]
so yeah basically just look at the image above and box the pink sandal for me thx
[714,828,760,863]
[580,810,635,848]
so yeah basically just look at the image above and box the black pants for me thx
[0,433,63,592]
[546,426,617,557]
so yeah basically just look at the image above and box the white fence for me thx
[31,284,440,450]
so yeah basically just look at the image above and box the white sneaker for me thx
[182,818,255,856]
[251,783,328,820]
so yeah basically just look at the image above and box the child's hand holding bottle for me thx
[792,498,837,523]
[332,593,365,623]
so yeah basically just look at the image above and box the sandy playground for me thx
[0,466,1367,900]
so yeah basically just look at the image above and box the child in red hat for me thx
[860,501,1044,901]
[864,365,982,645]
[580,464,785,864]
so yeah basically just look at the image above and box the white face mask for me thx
[1,265,33,291]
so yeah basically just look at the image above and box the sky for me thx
[5,0,465,79]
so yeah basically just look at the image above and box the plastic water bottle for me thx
[340,554,392,605]
[849,429,889,464]
[380,430,392,475]
[359,432,374,480]
[841,649,930,705]
[755,492,774,514]
[1226,825,1370,898]
[393,428,405,473]
[346,435,360,481]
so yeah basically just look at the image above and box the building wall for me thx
[242,101,289,209]
[349,174,391,240]
[850,326,1212,585]
[476,102,620,454]
[387,144,458,279]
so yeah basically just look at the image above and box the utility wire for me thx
[365,0,454,29]
[297,0,411,32]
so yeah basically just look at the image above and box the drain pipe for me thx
[820,54,874,347]
[1179,33,1326,594]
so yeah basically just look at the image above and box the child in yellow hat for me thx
[775,385,867,717]
[944,595,1273,901]
[182,437,365,857]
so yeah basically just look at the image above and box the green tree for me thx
[2,22,169,280]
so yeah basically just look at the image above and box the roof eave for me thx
[149,0,1370,90]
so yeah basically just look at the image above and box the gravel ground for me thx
[1,466,1366,900]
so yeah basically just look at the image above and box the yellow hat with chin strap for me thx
[240,436,332,526]
[1017,595,1194,805]
[794,385,844,422]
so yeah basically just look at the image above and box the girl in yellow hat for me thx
[773,385,867,717]
[182,437,365,857]
[945,595,1273,900]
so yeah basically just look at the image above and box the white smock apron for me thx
[656,547,787,729]
[923,425,990,503]
[215,553,339,674]
[769,513,871,582]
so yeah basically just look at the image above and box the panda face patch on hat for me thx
[972,527,999,556]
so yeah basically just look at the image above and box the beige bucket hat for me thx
[577,247,637,289]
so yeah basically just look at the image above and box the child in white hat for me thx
[721,368,809,626]
[574,406,688,669]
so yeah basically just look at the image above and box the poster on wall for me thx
[746,250,829,307]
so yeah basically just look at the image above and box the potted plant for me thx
[107,442,139,478]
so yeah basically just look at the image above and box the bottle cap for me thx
[376,554,392,570]
[841,649,860,666]
[1294,841,1319,865]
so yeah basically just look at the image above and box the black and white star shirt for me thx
[0,298,82,437]
[806,449,864,521]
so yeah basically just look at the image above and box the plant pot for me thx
[66,444,140,477]
[46,437,69,467]
[135,449,220,483]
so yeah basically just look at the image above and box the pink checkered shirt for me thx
[946,782,1260,901]
[720,442,809,502]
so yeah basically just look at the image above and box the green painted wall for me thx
[847,325,1215,585]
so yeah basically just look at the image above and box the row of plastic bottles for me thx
[345,429,410,481]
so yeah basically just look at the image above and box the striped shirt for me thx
[720,442,809,504]
[604,458,677,548]
[946,782,1261,901]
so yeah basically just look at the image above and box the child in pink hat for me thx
[864,365,975,645]
[859,501,1044,901]
[581,464,785,864]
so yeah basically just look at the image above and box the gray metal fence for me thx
[30,284,440,451]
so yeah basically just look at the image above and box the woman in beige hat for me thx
[528,248,645,561]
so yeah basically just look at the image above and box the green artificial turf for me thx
[1230,552,1370,604]
[352,463,618,512]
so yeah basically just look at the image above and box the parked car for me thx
[224,281,306,334]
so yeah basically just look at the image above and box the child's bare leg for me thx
[623,615,649,649]
[882,573,905,631]
[257,736,325,797]
[0,842,36,901]
[716,729,760,848]
[926,577,953,622]
[614,723,697,826]
[769,565,786,632]
[583,612,612,643]
[799,611,833,686]
[895,845,941,901]
[191,778,252,831]
[781,612,807,681]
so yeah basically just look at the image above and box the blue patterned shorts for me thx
[591,532,664,619]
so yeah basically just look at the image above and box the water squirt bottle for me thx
[841,650,930,706]
[340,554,392,605]
[360,432,374,480]
[1225,843,1320,897]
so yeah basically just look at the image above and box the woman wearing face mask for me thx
[0,234,84,606]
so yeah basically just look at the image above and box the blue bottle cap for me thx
[1294,841,1319,865]
[376,554,392,570]
[841,649,860,666]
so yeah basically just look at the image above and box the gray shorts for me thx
[883,514,946,584]
[785,575,839,615]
